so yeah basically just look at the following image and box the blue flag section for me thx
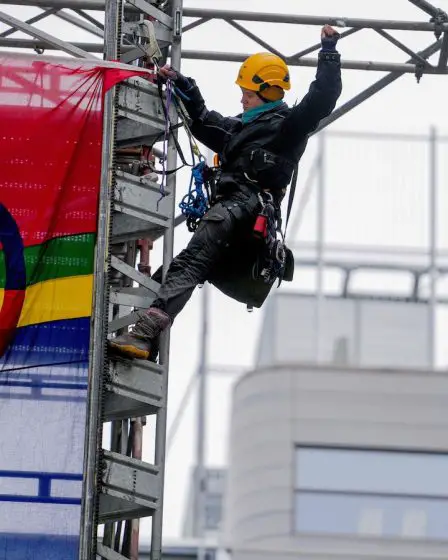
[0,52,147,559]
[0,54,102,560]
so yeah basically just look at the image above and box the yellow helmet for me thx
[236,52,291,100]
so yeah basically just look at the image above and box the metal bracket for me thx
[108,310,141,333]
[97,543,129,560]
[430,9,448,39]
[114,169,172,228]
[118,77,165,127]
[104,357,165,421]
[110,286,157,308]
[99,450,161,523]
[125,0,173,29]
[174,7,182,37]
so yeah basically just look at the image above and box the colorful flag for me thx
[0,53,147,559]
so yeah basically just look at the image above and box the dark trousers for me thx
[152,188,260,321]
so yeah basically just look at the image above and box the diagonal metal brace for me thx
[97,544,129,560]
[225,19,285,59]
[126,0,173,29]
[0,7,58,38]
[374,28,433,68]
[438,31,448,66]
[316,39,442,132]
[53,9,103,38]
[110,255,161,297]
[0,9,93,58]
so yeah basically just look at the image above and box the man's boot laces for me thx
[132,310,169,340]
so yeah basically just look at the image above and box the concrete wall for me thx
[256,294,431,369]
[222,364,448,560]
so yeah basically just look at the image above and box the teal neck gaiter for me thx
[241,100,284,124]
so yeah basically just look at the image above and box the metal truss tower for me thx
[0,1,448,559]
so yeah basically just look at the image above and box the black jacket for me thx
[177,50,342,195]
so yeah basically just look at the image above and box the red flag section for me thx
[0,54,148,247]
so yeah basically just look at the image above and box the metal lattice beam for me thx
[316,39,441,131]
[0,9,93,57]
[53,9,104,38]
[0,1,447,76]
[0,7,57,38]
[181,7,448,31]
[180,48,446,74]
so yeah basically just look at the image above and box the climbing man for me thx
[109,24,342,360]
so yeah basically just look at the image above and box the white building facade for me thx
[221,293,448,560]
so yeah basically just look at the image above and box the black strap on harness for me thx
[152,79,194,176]
[250,162,298,288]
[284,162,298,240]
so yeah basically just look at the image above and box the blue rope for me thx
[173,86,190,102]
[179,161,209,230]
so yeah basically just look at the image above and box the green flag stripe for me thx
[0,233,96,289]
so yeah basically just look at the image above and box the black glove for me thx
[172,70,192,91]
[321,32,340,52]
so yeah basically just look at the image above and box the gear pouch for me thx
[245,148,294,188]
[283,246,294,281]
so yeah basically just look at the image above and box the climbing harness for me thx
[120,25,214,224]
[179,160,216,232]
[251,191,288,285]
[153,70,219,228]
[154,74,223,233]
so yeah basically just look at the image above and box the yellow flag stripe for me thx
[0,275,94,328]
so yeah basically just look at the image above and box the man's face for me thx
[240,88,265,112]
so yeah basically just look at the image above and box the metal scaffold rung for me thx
[114,169,172,228]
[110,286,157,309]
[112,212,167,242]
[99,450,161,523]
[96,543,130,560]
[104,357,165,421]
[117,76,167,148]
[117,77,165,141]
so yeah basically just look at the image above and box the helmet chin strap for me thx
[256,92,270,103]
[256,86,284,103]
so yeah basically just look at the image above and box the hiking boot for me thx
[108,307,171,360]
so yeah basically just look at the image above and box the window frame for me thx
[293,444,448,540]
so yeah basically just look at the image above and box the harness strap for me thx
[284,163,298,240]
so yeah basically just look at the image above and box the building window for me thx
[294,446,448,539]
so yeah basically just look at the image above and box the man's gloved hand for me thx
[320,24,340,52]
[158,64,191,90]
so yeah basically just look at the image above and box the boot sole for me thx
[108,341,150,360]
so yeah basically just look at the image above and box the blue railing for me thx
[0,372,88,402]
[0,470,82,505]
